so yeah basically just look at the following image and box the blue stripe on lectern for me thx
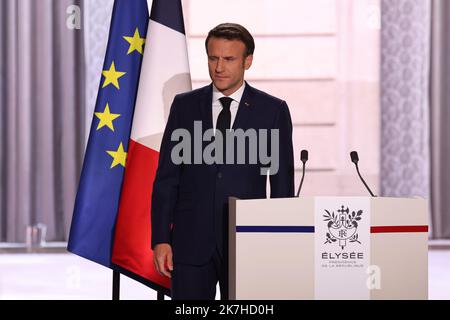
[236,226,315,233]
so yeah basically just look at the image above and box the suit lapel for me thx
[199,84,213,132]
[232,81,253,131]
[198,84,219,170]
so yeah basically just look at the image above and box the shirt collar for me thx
[212,81,246,105]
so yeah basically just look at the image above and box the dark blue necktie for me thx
[216,97,233,135]
[215,97,233,163]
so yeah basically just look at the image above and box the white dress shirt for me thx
[212,82,246,133]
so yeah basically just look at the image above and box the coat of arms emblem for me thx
[323,205,363,249]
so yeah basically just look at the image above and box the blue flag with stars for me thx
[68,0,149,268]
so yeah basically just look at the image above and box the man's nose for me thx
[215,58,224,73]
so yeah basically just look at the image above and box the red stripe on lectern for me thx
[371,225,428,233]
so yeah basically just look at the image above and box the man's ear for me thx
[244,54,253,70]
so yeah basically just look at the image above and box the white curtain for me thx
[380,0,431,200]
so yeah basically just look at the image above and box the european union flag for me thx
[68,0,149,268]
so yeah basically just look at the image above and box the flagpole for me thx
[157,290,165,300]
[113,270,120,300]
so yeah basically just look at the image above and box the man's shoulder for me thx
[174,84,210,101]
[246,83,286,109]
[249,86,284,103]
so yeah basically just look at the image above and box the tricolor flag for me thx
[68,0,149,267]
[111,0,191,290]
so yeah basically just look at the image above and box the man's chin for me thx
[213,79,234,91]
[213,83,229,91]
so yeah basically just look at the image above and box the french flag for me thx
[111,0,191,291]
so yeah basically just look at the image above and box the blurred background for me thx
[0,0,449,299]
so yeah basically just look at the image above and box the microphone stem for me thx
[355,163,376,197]
[296,161,306,197]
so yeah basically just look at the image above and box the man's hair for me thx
[205,23,255,57]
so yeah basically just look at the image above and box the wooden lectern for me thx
[228,196,428,300]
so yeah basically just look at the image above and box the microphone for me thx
[296,150,308,197]
[350,151,376,197]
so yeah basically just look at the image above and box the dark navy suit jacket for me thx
[151,82,294,265]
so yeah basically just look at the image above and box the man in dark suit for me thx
[152,23,294,300]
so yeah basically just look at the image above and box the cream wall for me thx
[183,0,381,196]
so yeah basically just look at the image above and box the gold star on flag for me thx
[106,142,127,168]
[95,103,120,132]
[123,28,145,55]
[102,61,126,89]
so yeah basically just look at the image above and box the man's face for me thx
[207,37,253,96]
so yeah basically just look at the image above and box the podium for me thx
[228,196,428,300]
